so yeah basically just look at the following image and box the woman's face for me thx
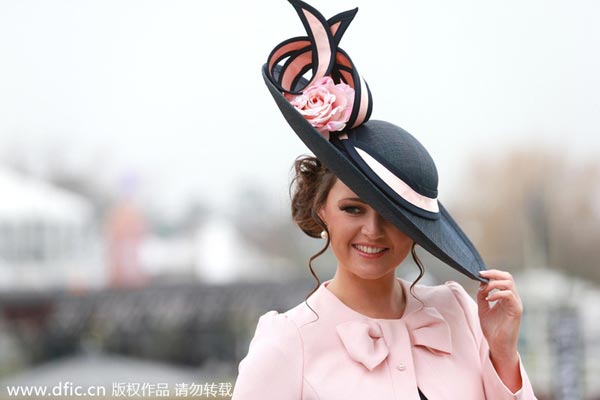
[319,179,413,281]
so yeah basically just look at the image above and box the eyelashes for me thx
[339,205,363,215]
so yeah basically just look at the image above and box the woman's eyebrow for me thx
[339,197,367,204]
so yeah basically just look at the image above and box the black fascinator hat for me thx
[263,0,487,281]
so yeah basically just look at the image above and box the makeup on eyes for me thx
[339,205,362,214]
[338,198,366,214]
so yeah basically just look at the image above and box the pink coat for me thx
[232,279,537,399]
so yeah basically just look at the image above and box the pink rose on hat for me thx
[286,77,355,139]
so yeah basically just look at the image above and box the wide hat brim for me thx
[263,65,487,282]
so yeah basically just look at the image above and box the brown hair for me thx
[290,155,337,238]
[289,155,336,305]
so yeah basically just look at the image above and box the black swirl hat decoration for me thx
[265,0,373,133]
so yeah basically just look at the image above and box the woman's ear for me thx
[317,207,326,223]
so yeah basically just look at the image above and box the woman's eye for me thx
[340,206,362,214]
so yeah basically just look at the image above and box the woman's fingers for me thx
[478,269,523,316]
[479,270,519,297]
[480,279,515,295]
[479,269,514,281]
[485,289,518,303]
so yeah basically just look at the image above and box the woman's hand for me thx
[477,269,523,392]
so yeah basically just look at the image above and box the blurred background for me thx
[1,0,599,399]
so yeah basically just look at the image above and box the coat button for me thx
[396,362,406,371]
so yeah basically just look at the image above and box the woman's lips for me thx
[352,244,389,259]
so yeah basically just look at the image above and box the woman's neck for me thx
[326,269,406,319]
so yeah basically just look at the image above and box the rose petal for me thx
[287,76,355,136]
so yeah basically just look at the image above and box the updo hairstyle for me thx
[290,155,337,238]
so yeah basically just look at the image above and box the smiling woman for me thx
[231,0,537,399]
[316,176,414,318]
[232,155,537,399]
[290,155,416,318]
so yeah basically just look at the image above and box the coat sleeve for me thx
[445,281,538,400]
[231,310,303,400]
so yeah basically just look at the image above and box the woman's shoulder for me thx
[250,301,316,342]
[405,278,460,296]
[407,279,476,311]
[251,309,301,345]
[407,279,480,334]
[234,311,305,398]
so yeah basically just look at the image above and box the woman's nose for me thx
[361,212,385,238]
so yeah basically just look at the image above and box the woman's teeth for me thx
[354,245,386,254]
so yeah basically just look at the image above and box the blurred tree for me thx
[451,148,600,283]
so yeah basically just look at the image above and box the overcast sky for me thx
[1,0,599,218]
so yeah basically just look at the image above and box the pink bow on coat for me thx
[336,307,453,371]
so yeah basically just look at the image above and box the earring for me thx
[320,230,328,240]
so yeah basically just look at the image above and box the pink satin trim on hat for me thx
[354,147,439,213]
[281,51,311,90]
[329,21,341,37]
[268,40,305,76]
[302,9,331,88]
[353,77,369,128]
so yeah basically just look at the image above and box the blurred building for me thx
[0,167,103,291]
[139,215,293,284]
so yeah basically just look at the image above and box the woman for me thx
[233,1,537,398]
